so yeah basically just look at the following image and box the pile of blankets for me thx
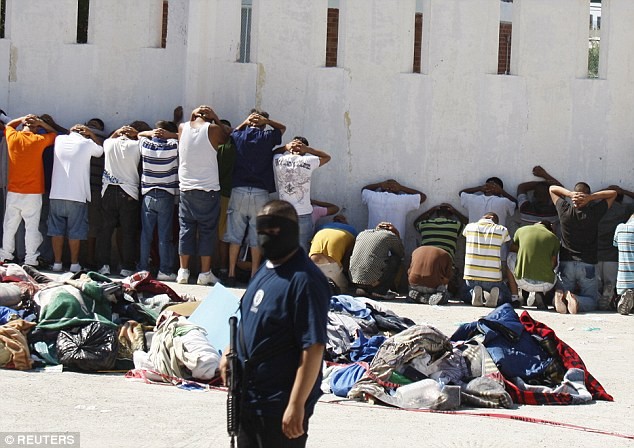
[323,297,612,410]
[0,264,219,380]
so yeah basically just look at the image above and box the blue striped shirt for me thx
[614,217,634,294]
[139,137,179,195]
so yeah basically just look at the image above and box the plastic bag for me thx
[56,322,119,371]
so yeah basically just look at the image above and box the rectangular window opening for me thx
[239,0,252,63]
[588,1,601,79]
[497,22,512,75]
[77,0,90,44]
[325,8,339,67]
[161,1,168,49]
[412,12,423,73]
[0,0,6,39]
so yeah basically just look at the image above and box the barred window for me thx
[0,0,6,39]
[239,0,252,63]
[77,0,90,44]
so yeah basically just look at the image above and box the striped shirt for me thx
[614,217,634,294]
[415,217,463,259]
[139,137,179,195]
[463,218,510,282]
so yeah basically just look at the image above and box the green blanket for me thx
[36,279,116,330]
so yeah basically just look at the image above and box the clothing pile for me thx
[323,299,612,410]
[0,264,209,376]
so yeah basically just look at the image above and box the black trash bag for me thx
[56,322,119,371]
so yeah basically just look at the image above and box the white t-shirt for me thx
[178,122,219,192]
[273,153,320,216]
[102,136,141,200]
[50,133,103,203]
[361,189,420,238]
[460,192,516,226]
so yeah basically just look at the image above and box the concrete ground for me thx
[2,279,634,448]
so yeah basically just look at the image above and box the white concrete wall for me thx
[1,0,633,252]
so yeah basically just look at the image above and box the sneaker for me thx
[566,291,579,314]
[407,287,429,304]
[510,294,522,308]
[617,289,634,316]
[225,276,237,288]
[69,263,82,273]
[98,265,111,275]
[52,262,63,272]
[554,290,568,314]
[526,291,536,307]
[119,269,135,278]
[471,286,484,307]
[429,291,449,306]
[25,258,48,270]
[156,271,177,282]
[598,282,613,311]
[533,292,547,310]
[176,268,190,284]
[218,268,229,282]
[485,287,500,308]
[197,270,220,286]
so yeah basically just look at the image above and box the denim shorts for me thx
[179,189,220,256]
[223,187,270,247]
[47,199,89,240]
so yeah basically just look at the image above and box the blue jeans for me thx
[140,189,175,273]
[298,213,314,253]
[557,261,598,312]
[179,189,220,256]
[461,279,512,305]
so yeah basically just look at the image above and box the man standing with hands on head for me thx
[223,109,286,286]
[273,136,331,251]
[220,199,329,448]
[177,105,229,285]
[0,114,57,266]
[48,124,104,272]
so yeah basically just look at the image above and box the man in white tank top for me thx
[176,105,230,285]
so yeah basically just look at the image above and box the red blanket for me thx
[503,311,613,405]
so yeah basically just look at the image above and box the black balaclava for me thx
[256,215,299,261]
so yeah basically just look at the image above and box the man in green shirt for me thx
[507,221,560,310]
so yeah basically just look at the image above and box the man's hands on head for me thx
[192,105,219,123]
[483,182,505,196]
[70,124,97,141]
[286,139,307,155]
[377,222,400,238]
[571,191,590,208]
[247,113,268,127]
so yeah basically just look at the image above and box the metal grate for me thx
[239,4,252,63]
[76,0,89,44]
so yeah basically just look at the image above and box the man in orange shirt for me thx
[0,114,57,266]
